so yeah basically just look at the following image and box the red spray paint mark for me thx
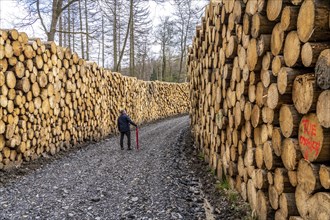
[299,118,321,161]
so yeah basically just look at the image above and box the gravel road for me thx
[0,115,250,220]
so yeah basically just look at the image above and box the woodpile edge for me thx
[188,0,330,219]
[0,29,189,170]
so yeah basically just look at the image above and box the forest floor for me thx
[0,115,252,220]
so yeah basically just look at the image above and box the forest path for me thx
[0,115,250,220]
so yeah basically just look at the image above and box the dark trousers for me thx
[120,131,131,149]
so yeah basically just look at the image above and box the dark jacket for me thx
[117,114,137,133]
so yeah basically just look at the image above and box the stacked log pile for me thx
[188,0,329,219]
[0,29,189,169]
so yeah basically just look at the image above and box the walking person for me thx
[117,110,137,150]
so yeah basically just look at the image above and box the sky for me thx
[0,0,43,37]
[0,0,175,41]
[0,0,206,66]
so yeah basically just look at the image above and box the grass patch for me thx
[207,167,216,176]
[197,152,205,161]
[215,178,230,191]
[228,190,239,203]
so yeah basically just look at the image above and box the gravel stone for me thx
[0,115,251,219]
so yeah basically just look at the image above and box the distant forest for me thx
[11,0,208,82]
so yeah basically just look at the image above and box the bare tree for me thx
[101,0,130,71]
[129,0,135,76]
[131,0,151,78]
[14,0,79,41]
[155,16,175,81]
[173,0,207,81]
[78,0,85,58]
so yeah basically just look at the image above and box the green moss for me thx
[215,178,230,191]
[197,152,205,161]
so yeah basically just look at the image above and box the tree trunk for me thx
[47,0,63,41]
[84,0,89,60]
[79,0,84,59]
[117,11,131,72]
[113,0,118,71]
[72,6,75,52]
[67,5,71,48]
[102,15,105,67]
[129,0,135,77]
[59,15,63,46]
[162,42,166,81]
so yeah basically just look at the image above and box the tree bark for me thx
[84,0,89,60]
[129,0,135,76]
[113,0,118,71]
[79,0,84,59]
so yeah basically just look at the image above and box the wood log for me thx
[301,42,329,68]
[281,138,302,171]
[277,67,309,95]
[269,185,279,210]
[251,14,276,38]
[298,113,330,162]
[257,190,274,220]
[255,82,267,107]
[266,83,279,110]
[295,185,311,219]
[289,217,303,220]
[319,165,330,190]
[255,145,264,169]
[247,38,258,71]
[292,74,319,114]
[247,179,258,210]
[274,210,286,220]
[280,6,300,31]
[5,71,16,89]
[257,34,271,57]
[297,0,330,43]
[243,13,251,35]
[283,31,301,67]
[272,55,284,76]
[262,52,273,71]
[272,127,283,157]
[288,170,298,187]
[304,192,330,220]
[255,169,269,190]
[261,69,276,88]
[261,106,275,124]
[279,104,301,137]
[245,0,257,16]
[251,104,261,128]
[296,184,330,219]
[263,141,283,171]
[315,49,330,90]
[266,0,283,21]
[254,124,268,146]
[271,23,284,56]
[187,3,330,220]
[297,159,322,194]
[279,193,299,217]
[274,167,294,194]
[316,90,330,128]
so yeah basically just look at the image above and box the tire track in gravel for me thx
[0,115,209,220]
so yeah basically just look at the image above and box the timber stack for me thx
[188,0,329,219]
[0,29,189,169]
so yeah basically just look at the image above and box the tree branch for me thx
[37,0,48,33]
[60,0,79,14]
[55,29,100,42]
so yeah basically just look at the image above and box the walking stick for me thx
[136,127,139,150]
